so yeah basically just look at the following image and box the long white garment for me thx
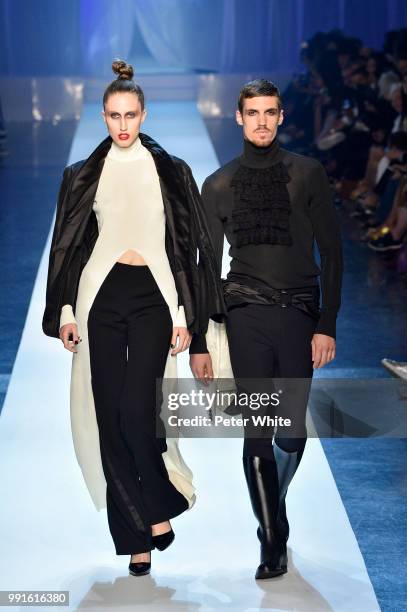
[60,137,196,511]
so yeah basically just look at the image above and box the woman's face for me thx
[102,92,146,147]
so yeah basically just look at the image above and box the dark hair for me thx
[389,130,407,151]
[366,52,388,77]
[336,36,362,59]
[102,59,145,110]
[315,49,343,93]
[363,111,387,132]
[238,79,282,113]
[383,30,399,56]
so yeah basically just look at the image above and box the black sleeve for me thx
[48,165,85,318]
[200,177,225,277]
[189,176,225,354]
[42,165,74,337]
[308,161,343,339]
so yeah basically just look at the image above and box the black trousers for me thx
[88,262,189,554]
[225,303,317,458]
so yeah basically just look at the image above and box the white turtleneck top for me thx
[59,136,187,331]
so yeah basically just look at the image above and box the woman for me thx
[42,59,226,576]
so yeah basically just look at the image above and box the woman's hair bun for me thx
[112,59,134,81]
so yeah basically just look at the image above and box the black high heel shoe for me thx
[128,555,151,577]
[152,528,175,551]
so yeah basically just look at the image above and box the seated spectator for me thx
[355,131,407,212]
[349,113,388,199]
[279,26,407,266]
[368,175,407,251]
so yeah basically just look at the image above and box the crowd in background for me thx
[279,28,407,379]
[280,28,407,266]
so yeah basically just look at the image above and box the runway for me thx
[0,100,381,611]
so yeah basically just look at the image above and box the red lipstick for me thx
[119,134,129,140]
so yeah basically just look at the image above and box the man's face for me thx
[236,96,284,147]
[102,92,146,147]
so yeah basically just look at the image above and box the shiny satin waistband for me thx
[222,274,321,320]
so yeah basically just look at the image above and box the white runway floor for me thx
[0,102,380,611]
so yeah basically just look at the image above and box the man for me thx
[190,79,343,579]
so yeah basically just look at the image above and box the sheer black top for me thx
[189,137,343,353]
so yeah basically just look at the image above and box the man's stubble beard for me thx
[247,130,277,148]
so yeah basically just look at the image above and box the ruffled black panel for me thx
[230,161,292,247]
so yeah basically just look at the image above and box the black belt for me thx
[222,274,321,320]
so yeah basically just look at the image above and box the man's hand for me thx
[170,327,192,355]
[190,353,214,385]
[311,333,336,368]
[59,323,80,353]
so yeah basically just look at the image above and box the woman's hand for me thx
[170,326,192,355]
[59,323,81,353]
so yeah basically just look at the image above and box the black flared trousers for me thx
[225,303,317,458]
[88,262,188,554]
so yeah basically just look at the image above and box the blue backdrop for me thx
[1,0,407,76]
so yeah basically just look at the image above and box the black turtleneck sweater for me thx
[189,137,343,353]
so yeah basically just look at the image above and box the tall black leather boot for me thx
[273,441,305,544]
[243,455,287,579]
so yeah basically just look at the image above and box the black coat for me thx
[42,132,227,339]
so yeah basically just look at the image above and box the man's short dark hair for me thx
[238,79,283,114]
